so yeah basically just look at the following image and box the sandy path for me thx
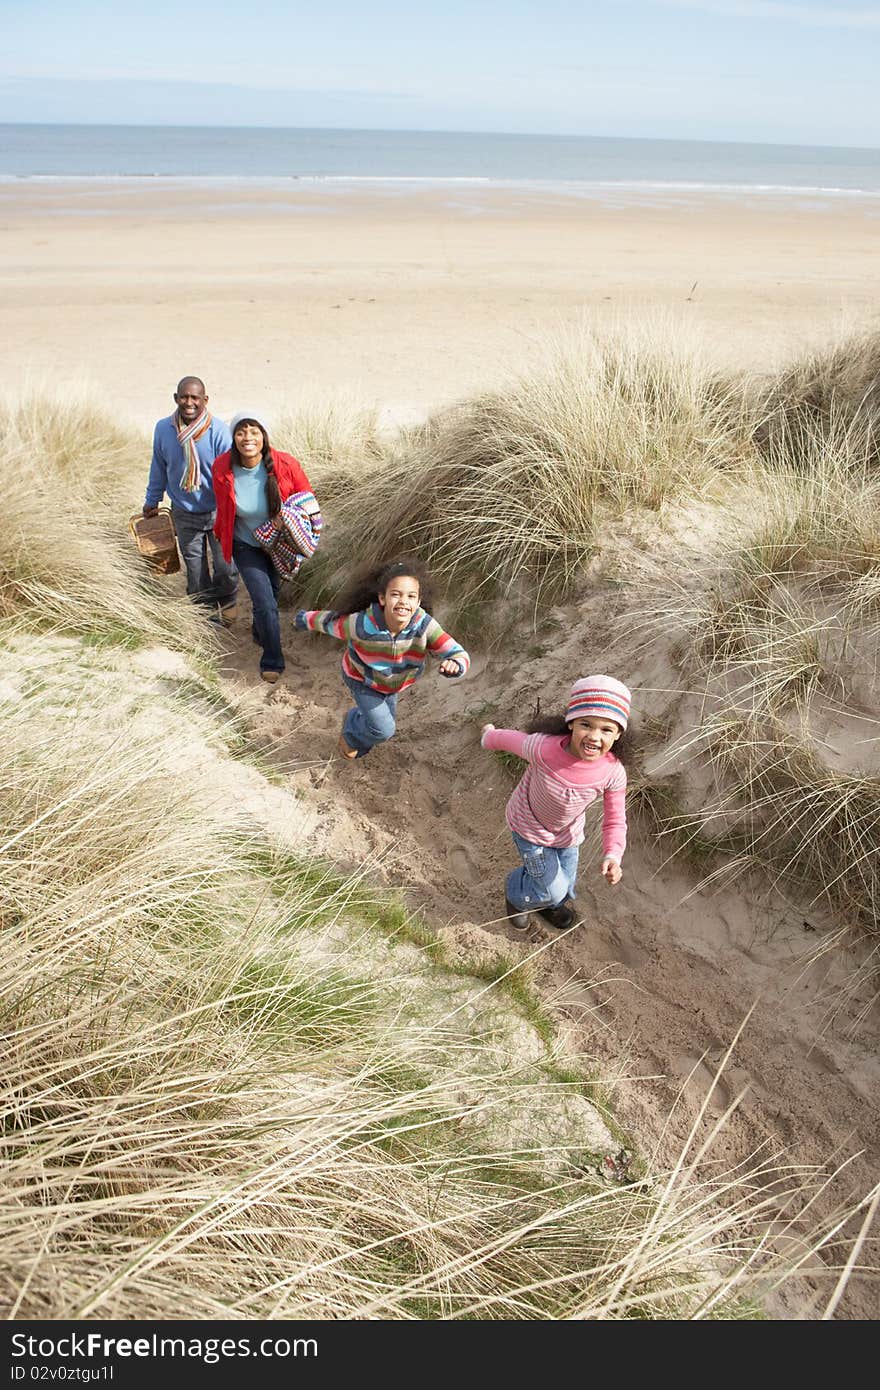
[212,588,880,1320]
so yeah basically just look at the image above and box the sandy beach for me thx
[1,179,879,427]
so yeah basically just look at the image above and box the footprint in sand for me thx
[668,1053,733,1111]
[668,1052,750,1113]
[449,844,481,884]
[589,918,648,970]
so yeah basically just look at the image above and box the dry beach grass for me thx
[1,628,828,1320]
[300,326,749,613]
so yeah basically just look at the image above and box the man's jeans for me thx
[171,507,238,604]
[232,538,284,674]
[506,832,580,912]
[342,674,399,756]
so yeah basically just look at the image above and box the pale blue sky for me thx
[0,0,877,147]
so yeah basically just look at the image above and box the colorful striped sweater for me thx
[294,603,470,694]
[481,727,627,859]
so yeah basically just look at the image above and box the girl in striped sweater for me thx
[294,558,469,760]
[481,676,632,931]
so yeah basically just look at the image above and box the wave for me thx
[2,172,879,198]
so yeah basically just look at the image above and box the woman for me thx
[213,411,314,682]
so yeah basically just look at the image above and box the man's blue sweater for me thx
[144,414,232,513]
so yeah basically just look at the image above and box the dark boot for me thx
[505,897,531,931]
[538,900,577,930]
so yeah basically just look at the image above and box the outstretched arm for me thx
[480,725,537,761]
[293,609,357,640]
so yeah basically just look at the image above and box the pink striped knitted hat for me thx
[565,675,632,731]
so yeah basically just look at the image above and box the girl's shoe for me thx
[337,733,358,760]
[505,898,531,931]
[538,901,576,930]
[260,670,280,685]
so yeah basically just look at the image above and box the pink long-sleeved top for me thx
[481,728,627,861]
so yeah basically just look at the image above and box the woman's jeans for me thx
[232,539,284,674]
[342,674,399,757]
[506,832,579,912]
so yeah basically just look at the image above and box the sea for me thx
[1,123,879,199]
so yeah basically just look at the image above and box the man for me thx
[143,376,237,616]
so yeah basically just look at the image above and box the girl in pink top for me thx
[480,675,632,931]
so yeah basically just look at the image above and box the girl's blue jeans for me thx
[342,674,399,757]
[232,539,284,674]
[506,832,580,912]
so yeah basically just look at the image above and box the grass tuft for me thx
[753,328,880,462]
[301,327,748,611]
[0,393,213,656]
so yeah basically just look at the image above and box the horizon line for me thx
[0,120,877,155]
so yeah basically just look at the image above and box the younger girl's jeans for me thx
[506,832,580,912]
[342,674,399,757]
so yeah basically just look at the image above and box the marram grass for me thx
[300,328,750,610]
[0,392,212,656]
[626,422,880,948]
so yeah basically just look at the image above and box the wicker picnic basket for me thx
[128,507,181,575]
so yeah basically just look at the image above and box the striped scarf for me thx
[176,409,212,492]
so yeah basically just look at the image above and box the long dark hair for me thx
[526,712,633,769]
[230,420,282,516]
[333,556,435,616]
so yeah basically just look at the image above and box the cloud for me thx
[0,73,412,102]
[645,0,880,27]
[0,62,415,97]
